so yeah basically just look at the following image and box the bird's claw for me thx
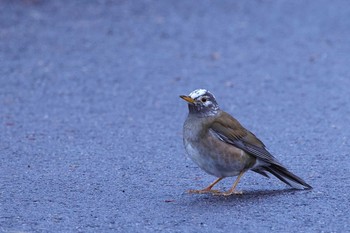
[213,190,243,196]
[187,189,221,194]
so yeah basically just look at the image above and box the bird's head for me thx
[180,89,219,116]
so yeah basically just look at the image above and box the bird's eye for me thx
[201,97,207,103]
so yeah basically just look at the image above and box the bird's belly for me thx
[184,140,247,177]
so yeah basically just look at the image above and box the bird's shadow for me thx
[182,188,312,204]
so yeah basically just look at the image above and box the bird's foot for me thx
[214,190,243,196]
[187,189,221,194]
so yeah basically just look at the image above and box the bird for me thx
[180,89,312,196]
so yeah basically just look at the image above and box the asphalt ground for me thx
[1,1,350,232]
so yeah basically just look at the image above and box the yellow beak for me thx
[180,95,195,104]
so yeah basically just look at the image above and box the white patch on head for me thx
[189,89,208,99]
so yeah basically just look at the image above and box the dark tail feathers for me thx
[255,164,312,190]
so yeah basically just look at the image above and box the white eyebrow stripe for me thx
[189,89,208,99]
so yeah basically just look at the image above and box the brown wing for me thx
[210,111,280,165]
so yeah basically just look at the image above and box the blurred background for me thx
[1,1,349,232]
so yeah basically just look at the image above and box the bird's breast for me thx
[183,118,255,177]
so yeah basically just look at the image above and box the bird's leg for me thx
[188,177,224,194]
[216,171,245,196]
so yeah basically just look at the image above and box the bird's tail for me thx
[255,163,312,190]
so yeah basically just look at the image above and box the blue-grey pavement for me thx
[1,1,349,232]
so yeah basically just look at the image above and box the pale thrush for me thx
[180,89,312,195]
